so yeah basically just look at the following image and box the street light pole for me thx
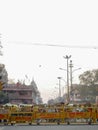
[60,77,67,96]
[63,55,71,103]
[69,60,73,94]
[59,66,81,102]
[57,77,61,97]
[69,60,81,102]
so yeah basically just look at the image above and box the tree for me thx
[0,64,8,84]
[0,91,9,104]
[0,81,4,90]
[79,69,98,86]
[0,41,8,85]
[79,69,98,102]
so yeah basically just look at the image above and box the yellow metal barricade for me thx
[9,112,33,125]
[0,104,98,125]
[0,108,9,125]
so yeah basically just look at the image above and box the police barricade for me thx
[0,105,98,125]
[35,112,62,125]
[9,112,33,125]
[65,111,91,124]
[64,106,98,125]
[88,107,98,124]
[0,110,9,125]
[32,106,98,125]
[96,109,98,123]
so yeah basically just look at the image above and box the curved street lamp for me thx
[59,58,81,102]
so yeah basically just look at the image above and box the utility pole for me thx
[63,55,71,103]
[69,60,81,102]
[69,60,73,94]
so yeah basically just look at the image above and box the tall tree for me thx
[0,91,9,104]
[0,64,8,84]
[79,69,98,102]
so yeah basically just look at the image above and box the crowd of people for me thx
[0,102,98,113]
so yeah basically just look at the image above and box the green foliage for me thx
[0,91,9,104]
[79,69,98,102]
[79,69,98,85]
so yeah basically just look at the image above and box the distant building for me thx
[3,83,33,104]
[70,84,81,103]
[29,80,43,104]
[0,63,43,104]
[2,80,43,105]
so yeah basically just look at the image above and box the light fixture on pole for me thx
[63,55,71,102]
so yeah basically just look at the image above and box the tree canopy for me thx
[79,69,98,86]
[0,91,9,104]
[79,69,98,102]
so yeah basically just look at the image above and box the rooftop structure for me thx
[3,83,33,104]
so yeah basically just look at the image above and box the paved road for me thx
[0,125,98,130]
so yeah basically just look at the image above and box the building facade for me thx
[0,63,43,105]
[3,83,33,104]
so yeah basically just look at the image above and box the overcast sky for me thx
[0,0,98,103]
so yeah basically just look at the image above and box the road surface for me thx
[0,124,98,130]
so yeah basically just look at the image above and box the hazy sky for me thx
[0,0,98,103]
